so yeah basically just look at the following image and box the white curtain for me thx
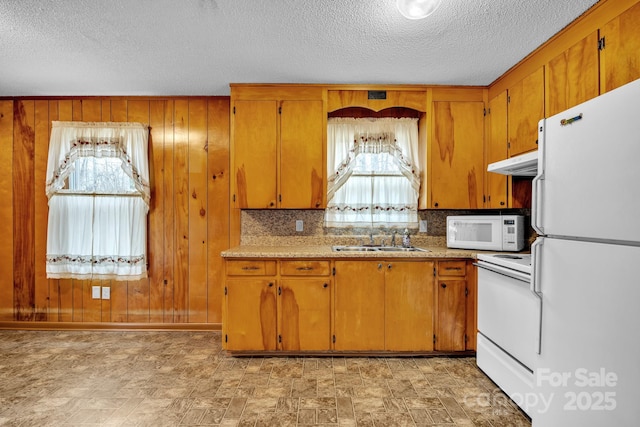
[325,117,421,228]
[45,121,150,281]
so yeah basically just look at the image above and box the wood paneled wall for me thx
[0,97,230,327]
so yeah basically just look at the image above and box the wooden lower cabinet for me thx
[334,260,386,351]
[224,257,475,354]
[434,260,475,351]
[334,260,435,352]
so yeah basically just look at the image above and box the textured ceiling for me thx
[0,0,599,96]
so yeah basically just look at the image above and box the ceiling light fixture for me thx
[396,0,442,19]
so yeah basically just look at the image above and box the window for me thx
[325,117,421,228]
[45,121,150,281]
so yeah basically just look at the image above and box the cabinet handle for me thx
[296,267,314,271]
[445,267,462,271]
[323,283,328,288]
[500,201,505,206]
[387,264,392,269]
[268,283,274,287]
[441,283,447,288]
[434,202,439,207]
[378,263,383,270]
[241,266,260,271]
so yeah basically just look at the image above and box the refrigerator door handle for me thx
[532,121,545,234]
[531,237,544,355]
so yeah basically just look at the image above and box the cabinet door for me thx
[279,100,325,208]
[233,100,277,208]
[430,101,484,209]
[334,260,385,350]
[600,2,640,93]
[385,261,434,351]
[508,67,544,156]
[279,279,331,351]
[486,91,508,208]
[435,279,467,351]
[225,278,277,351]
[547,31,599,117]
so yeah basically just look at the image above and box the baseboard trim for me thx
[0,322,222,331]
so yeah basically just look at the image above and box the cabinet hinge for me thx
[464,334,468,344]
[507,95,511,104]
[507,141,511,149]
[433,334,436,344]
[483,195,486,204]
[433,266,436,277]
[232,194,236,202]
[278,334,282,343]
[465,287,469,297]
[278,194,282,203]
[332,267,336,276]
[233,106,235,114]
[332,335,336,344]
[278,286,281,296]
[598,36,606,51]
[224,286,227,296]
[225,334,228,343]
[483,108,487,116]
[278,106,282,114]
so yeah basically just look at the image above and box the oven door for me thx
[476,260,540,371]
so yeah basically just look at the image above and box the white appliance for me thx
[446,215,525,251]
[476,252,538,417]
[530,78,640,425]
[487,150,538,176]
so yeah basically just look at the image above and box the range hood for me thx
[487,150,538,176]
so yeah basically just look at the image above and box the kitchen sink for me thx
[331,245,429,253]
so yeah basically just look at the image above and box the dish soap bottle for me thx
[402,228,411,248]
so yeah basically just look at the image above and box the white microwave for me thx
[446,215,525,251]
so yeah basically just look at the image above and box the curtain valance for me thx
[45,121,150,206]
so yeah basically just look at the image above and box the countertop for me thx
[221,244,479,259]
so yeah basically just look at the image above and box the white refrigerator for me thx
[531,78,640,426]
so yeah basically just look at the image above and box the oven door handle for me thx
[473,261,530,283]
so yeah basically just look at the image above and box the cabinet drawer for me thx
[226,260,277,276]
[280,260,331,276]
[437,260,467,277]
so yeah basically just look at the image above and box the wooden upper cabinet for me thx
[430,101,484,209]
[232,97,324,209]
[486,91,508,208]
[507,67,544,156]
[600,1,640,93]
[233,100,278,208]
[279,100,324,208]
[547,31,600,117]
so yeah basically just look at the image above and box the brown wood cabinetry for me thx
[232,96,324,209]
[385,260,435,351]
[434,260,475,351]
[224,260,278,351]
[486,91,509,208]
[600,2,640,93]
[279,260,331,351]
[334,260,386,351]
[507,67,544,156]
[430,101,485,209]
[334,259,435,352]
[224,259,331,352]
[547,31,599,117]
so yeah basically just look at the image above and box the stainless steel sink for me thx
[331,245,429,253]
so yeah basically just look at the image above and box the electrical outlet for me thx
[295,220,304,232]
[101,286,110,300]
[419,219,428,233]
[92,286,101,299]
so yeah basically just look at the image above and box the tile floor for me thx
[0,330,531,426]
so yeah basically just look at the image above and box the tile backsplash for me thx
[240,208,532,247]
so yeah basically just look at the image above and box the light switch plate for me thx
[419,219,428,233]
[92,286,101,299]
[295,220,304,232]
[101,286,110,300]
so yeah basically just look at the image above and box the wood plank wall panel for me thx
[1,97,230,327]
[207,99,230,323]
[0,101,14,320]
[13,100,36,321]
